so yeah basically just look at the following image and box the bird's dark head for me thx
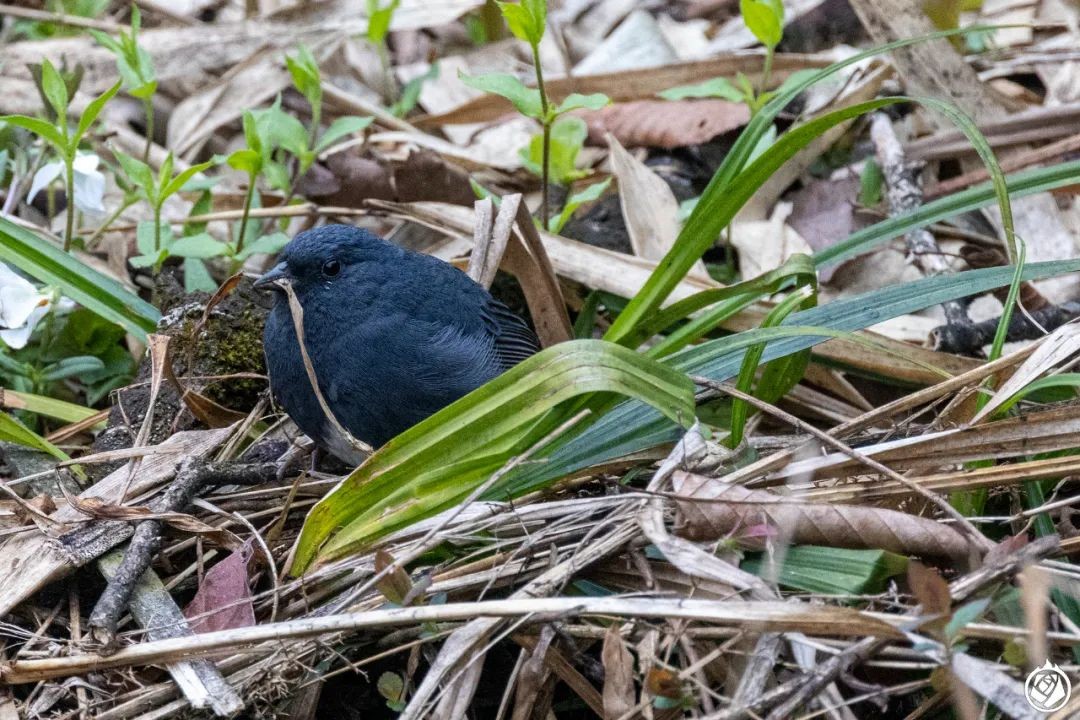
[253,225,399,295]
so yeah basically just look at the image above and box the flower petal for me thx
[27,161,63,204]
[73,166,107,215]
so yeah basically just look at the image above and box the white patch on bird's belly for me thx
[321,422,370,466]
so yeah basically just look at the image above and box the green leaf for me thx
[728,288,812,448]
[128,253,160,269]
[254,98,310,158]
[990,373,1080,418]
[366,0,401,43]
[0,115,66,150]
[459,71,542,119]
[605,97,903,344]
[817,160,1080,268]
[0,216,159,340]
[137,221,168,257]
[285,44,322,109]
[521,115,588,183]
[636,253,816,356]
[742,546,908,594]
[509,258,1080,497]
[169,233,228,259]
[313,115,373,154]
[659,77,745,102]
[554,92,610,115]
[183,258,217,293]
[39,59,70,124]
[227,148,262,175]
[858,159,884,207]
[391,62,439,117]
[0,412,69,462]
[112,146,154,196]
[549,177,610,233]
[161,158,216,200]
[242,110,262,155]
[0,389,100,425]
[740,0,784,47]
[945,598,991,640]
[88,29,122,54]
[41,355,106,382]
[76,80,122,140]
[129,79,157,100]
[236,232,289,260]
[291,339,695,571]
[497,0,546,47]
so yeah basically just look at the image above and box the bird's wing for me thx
[481,297,541,370]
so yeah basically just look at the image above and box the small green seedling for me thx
[282,47,374,184]
[113,148,215,271]
[460,0,609,229]
[90,5,158,160]
[365,0,402,101]
[0,59,121,250]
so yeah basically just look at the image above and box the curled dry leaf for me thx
[582,99,750,149]
[601,624,636,719]
[671,470,971,559]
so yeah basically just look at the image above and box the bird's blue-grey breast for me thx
[255,225,540,464]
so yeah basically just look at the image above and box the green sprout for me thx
[90,5,158,161]
[460,0,609,228]
[0,59,120,250]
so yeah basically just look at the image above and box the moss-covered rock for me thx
[89,272,271,481]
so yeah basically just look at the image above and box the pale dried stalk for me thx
[278,279,374,457]
[0,597,903,684]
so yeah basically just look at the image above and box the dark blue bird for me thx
[255,224,540,464]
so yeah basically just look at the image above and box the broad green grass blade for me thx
[292,340,695,572]
[510,259,1080,495]
[604,28,999,345]
[741,545,908,594]
[604,97,904,345]
[629,253,816,355]
[814,161,1080,268]
[991,373,1080,418]
[1,389,101,424]
[0,412,69,461]
[0,217,160,339]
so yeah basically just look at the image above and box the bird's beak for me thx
[253,262,291,291]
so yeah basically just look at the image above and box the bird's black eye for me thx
[322,259,341,277]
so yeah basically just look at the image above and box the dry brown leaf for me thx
[374,549,414,606]
[731,202,813,279]
[775,403,1080,481]
[908,561,951,615]
[417,53,830,128]
[606,133,706,278]
[184,542,257,634]
[0,0,484,95]
[503,200,574,346]
[167,49,296,160]
[467,196,517,289]
[601,625,636,719]
[786,175,875,283]
[297,149,474,208]
[583,99,749,149]
[672,471,971,559]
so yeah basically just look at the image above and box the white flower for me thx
[0,263,59,349]
[28,152,107,217]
